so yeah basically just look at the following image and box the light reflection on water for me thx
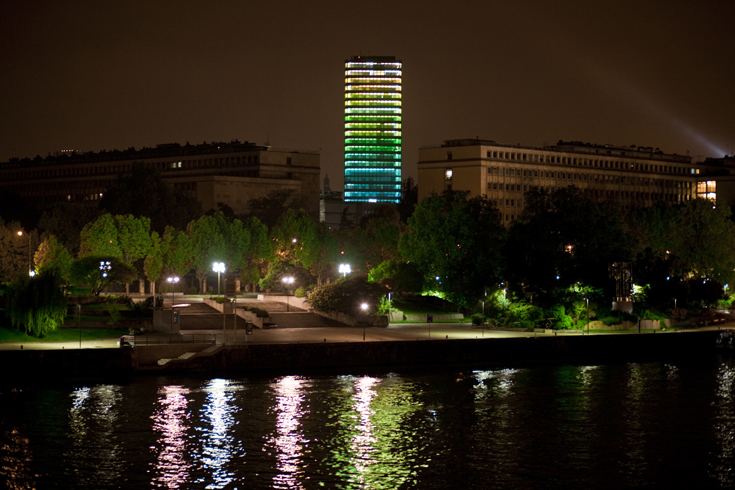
[711,363,735,485]
[267,376,308,489]
[192,378,242,489]
[2,360,735,489]
[150,385,191,489]
[67,385,123,487]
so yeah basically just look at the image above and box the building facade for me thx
[0,140,321,221]
[344,55,402,203]
[417,139,731,223]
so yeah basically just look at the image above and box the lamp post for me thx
[282,276,294,312]
[99,261,111,295]
[167,276,179,333]
[585,297,590,335]
[212,262,226,343]
[212,262,225,297]
[78,303,82,349]
[339,263,351,278]
[673,297,677,329]
[361,302,368,341]
[17,230,32,276]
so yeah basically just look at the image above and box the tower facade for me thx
[344,55,402,203]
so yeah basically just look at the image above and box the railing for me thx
[121,334,217,346]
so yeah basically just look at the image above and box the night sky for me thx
[1,0,733,191]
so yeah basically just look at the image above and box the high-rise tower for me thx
[344,55,402,203]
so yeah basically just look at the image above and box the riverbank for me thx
[0,330,721,380]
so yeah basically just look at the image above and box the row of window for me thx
[482,150,690,175]
[1,155,263,181]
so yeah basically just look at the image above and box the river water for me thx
[1,356,734,489]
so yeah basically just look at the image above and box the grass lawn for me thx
[0,326,128,343]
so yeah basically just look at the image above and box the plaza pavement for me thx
[0,294,730,351]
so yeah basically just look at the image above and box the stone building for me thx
[0,140,321,221]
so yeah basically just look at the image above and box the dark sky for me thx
[1,0,733,190]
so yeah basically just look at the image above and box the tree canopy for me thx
[399,191,505,307]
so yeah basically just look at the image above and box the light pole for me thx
[673,298,677,329]
[212,262,226,343]
[78,303,82,348]
[585,297,590,335]
[167,276,179,333]
[361,303,369,340]
[99,261,111,295]
[212,262,225,297]
[282,276,294,312]
[339,263,351,278]
[17,230,32,276]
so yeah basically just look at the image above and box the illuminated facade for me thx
[344,55,402,203]
[418,139,735,223]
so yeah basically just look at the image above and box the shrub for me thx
[548,304,573,329]
[471,313,485,326]
[186,287,198,295]
[294,287,307,298]
[112,295,134,308]
[377,296,397,316]
[308,276,385,314]
[144,295,163,309]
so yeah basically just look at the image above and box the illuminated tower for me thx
[344,55,402,203]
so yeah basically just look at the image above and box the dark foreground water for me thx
[1,357,734,489]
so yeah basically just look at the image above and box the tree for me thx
[505,187,632,302]
[240,217,270,291]
[69,256,137,296]
[34,235,73,282]
[6,271,67,337]
[0,219,31,281]
[100,163,202,233]
[186,215,227,292]
[114,215,152,293]
[161,226,194,277]
[37,201,99,256]
[361,205,404,268]
[396,177,418,224]
[144,231,163,294]
[245,189,310,230]
[270,209,318,269]
[79,214,121,258]
[399,191,505,308]
[309,222,340,285]
[630,199,735,303]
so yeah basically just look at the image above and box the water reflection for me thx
[150,385,192,489]
[267,376,309,489]
[67,385,123,486]
[0,426,34,490]
[349,376,378,483]
[193,379,242,489]
[711,362,735,485]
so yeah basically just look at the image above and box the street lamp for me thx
[339,263,351,278]
[17,230,32,276]
[167,276,180,333]
[361,302,369,340]
[584,297,590,335]
[282,276,295,312]
[212,262,225,297]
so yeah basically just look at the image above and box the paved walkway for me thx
[1,295,731,350]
